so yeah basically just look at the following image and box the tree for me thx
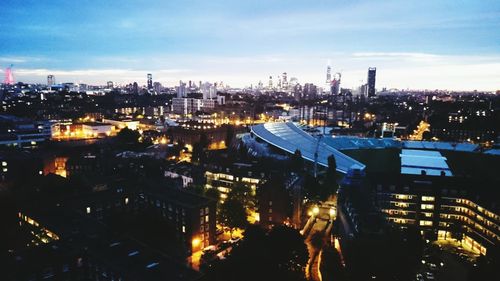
[191,142,204,163]
[115,127,140,145]
[449,222,464,241]
[309,231,325,252]
[290,149,304,173]
[304,173,322,201]
[227,181,253,209]
[267,225,309,279]
[321,248,346,281]
[219,198,248,238]
[204,187,220,202]
[322,155,339,199]
[199,131,209,149]
[205,225,308,281]
[225,125,235,148]
[192,132,209,163]
[422,131,433,141]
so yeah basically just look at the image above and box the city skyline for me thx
[1,0,499,90]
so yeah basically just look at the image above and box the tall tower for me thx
[326,62,332,84]
[367,67,376,97]
[4,65,14,85]
[268,76,273,89]
[331,72,341,96]
[47,75,55,87]
[282,72,288,89]
[147,73,153,90]
[178,80,186,98]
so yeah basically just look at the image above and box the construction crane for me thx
[313,135,323,178]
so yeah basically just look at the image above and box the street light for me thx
[329,207,336,218]
[192,238,201,249]
[312,206,319,216]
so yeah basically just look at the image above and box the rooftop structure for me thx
[400,149,452,176]
[251,122,365,173]
[402,141,478,152]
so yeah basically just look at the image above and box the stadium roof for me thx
[251,122,365,173]
[400,149,452,177]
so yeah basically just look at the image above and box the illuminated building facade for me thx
[51,122,114,140]
[205,163,263,202]
[374,174,499,255]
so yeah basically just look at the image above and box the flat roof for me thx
[400,149,452,176]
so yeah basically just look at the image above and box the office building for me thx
[178,81,187,98]
[367,67,376,97]
[205,163,263,202]
[147,73,153,90]
[47,75,55,87]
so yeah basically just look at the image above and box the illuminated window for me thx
[86,207,91,214]
[182,226,186,233]
[125,197,129,205]
[1,161,7,167]
[419,220,433,226]
[421,204,434,210]
[422,212,433,218]
[205,215,209,223]
[422,196,435,202]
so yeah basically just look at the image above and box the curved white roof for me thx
[251,122,365,174]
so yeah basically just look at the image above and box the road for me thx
[305,198,337,281]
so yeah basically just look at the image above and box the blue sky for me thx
[1,0,499,90]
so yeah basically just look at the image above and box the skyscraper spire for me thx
[326,60,332,84]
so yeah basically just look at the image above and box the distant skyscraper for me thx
[147,73,153,90]
[47,75,55,87]
[133,82,139,95]
[367,67,376,97]
[153,82,162,94]
[331,72,341,96]
[177,81,186,98]
[4,65,14,85]
[201,82,214,99]
[268,76,273,89]
[326,63,332,84]
[303,83,317,100]
[107,81,114,89]
[282,72,288,89]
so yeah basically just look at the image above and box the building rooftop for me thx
[251,122,366,173]
[400,149,452,176]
